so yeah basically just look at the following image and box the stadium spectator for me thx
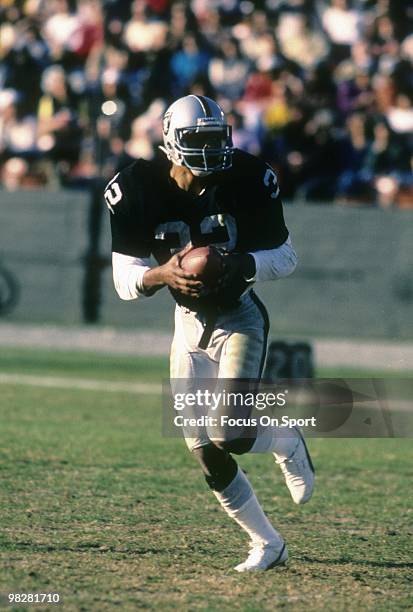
[0,89,38,160]
[365,119,412,207]
[208,37,250,102]
[276,12,328,69]
[321,0,361,50]
[37,65,84,181]
[123,0,167,53]
[170,32,210,96]
[0,0,411,207]
[335,111,371,202]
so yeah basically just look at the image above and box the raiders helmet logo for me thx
[163,112,172,135]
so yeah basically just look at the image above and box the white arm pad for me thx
[112,252,152,300]
[248,236,298,282]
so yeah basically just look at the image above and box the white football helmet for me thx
[160,95,233,176]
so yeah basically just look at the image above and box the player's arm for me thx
[106,167,206,299]
[106,170,154,301]
[245,235,297,282]
[111,239,204,301]
[112,248,203,299]
[112,252,153,300]
[219,238,297,291]
[141,245,204,297]
[223,165,297,285]
[106,169,204,300]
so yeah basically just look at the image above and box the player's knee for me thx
[212,437,255,455]
[191,442,238,492]
[206,417,257,455]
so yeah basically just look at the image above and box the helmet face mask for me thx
[175,125,233,174]
[160,95,233,176]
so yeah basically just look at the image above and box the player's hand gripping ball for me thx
[180,246,225,289]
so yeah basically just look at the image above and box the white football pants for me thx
[170,290,269,451]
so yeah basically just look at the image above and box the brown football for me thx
[180,246,225,286]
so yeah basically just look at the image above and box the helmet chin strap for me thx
[190,168,212,177]
[159,144,173,161]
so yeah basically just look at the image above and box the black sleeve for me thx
[236,162,289,252]
[104,165,152,258]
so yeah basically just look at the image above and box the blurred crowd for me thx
[0,0,412,206]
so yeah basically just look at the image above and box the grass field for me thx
[0,348,412,611]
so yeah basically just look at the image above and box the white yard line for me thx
[0,373,162,395]
[0,372,410,413]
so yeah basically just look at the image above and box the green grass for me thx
[0,347,169,382]
[0,349,412,611]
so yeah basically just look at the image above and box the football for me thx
[180,246,225,287]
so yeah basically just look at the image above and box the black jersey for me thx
[106,149,289,311]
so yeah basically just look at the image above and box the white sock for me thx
[213,467,283,547]
[249,423,299,459]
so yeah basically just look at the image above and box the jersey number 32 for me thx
[154,214,237,253]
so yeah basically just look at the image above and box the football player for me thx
[105,95,314,572]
